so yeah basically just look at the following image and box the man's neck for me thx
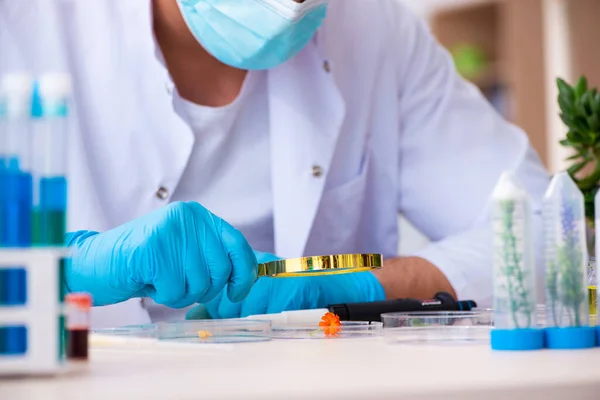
[152,0,248,107]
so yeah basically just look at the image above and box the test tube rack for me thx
[1,72,75,374]
[0,248,68,375]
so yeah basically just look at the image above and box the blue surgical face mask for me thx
[176,0,329,70]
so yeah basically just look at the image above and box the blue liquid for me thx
[0,157,33,307]
[0,268,27,305]
[0,326,28,355]
[40,176,67,211]
[0,169,33,247]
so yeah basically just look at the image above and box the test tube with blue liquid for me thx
[0,74,34,355]
[0,74,34,249]
[543,172,596,349]
[31,74,71,246]
[490,172,543,351]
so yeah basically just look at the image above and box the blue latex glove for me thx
[187,265,386,319]
[64,201,257,308]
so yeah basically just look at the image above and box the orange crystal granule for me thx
[197,330,213,340]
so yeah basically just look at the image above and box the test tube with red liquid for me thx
[65,293,91,361]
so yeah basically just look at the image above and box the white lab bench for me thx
[2,337,600,399]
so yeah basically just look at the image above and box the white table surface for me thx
[2,337,600,400]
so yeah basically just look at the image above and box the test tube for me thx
[596,190,600,328]
[0,74,33,356]
[0,73,34,248]
[490,172,542,350]
[543,172,595,349]
[31,73,71,246]
[65,293,91,361]
[0,82,6,167]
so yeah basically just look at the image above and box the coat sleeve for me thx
[390,3,550,306]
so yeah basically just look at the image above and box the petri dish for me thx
[93,324,158,338]
[156,319,271,344]
[270,321,383,339]
[382,310,492,346]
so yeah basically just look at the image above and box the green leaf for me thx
[594,92,600,115]
[581,91,594,116]
[559,96,574,115]
[560,138,573,147]
[588,114,600,133]
[567,159,589,176]
[566,130,582,145]
[575,76,588,98]
[573,116,590,134]
[557,77,575,97]
[560,112,573,128]
[576,97,589,118]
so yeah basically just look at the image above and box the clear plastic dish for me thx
[93,324,158,338]
[156,319,271,344]
[381,310,492,345]
[270,321,383,339]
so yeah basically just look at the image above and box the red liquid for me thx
[67,329,88,360]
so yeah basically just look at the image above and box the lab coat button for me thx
[323,61,331,73]
[156,187,169,200]
[165,82,173,95]
[312,165,324,177]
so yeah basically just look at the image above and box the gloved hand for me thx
[187,267,386,319]
[64,201,257,308]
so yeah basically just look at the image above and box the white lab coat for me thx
[0,0,550,328]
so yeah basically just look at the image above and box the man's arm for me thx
[382,2,550,306]
[374,257,457,300]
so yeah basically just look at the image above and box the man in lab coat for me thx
[0,0,549,328]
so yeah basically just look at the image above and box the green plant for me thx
[557,76,600,225]
[499,200,534,329]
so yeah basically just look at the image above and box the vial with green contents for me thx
[491,173,537,330]
[31,74,70,246]
[544,172,595,349]
[32,177,67,245]
[490,172,543,351]
[543,173,589,327]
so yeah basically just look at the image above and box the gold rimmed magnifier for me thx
[257,254,383,278]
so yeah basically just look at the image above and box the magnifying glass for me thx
[257,254,383,278]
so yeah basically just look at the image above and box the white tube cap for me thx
[0,73,34,118]
[1,73,33,96]
[39,73,72,100]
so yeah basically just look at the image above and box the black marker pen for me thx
[327,292,477,322]
[243,292,477,325]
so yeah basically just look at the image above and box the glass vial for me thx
[543,172,589,328]
[66,293,91,361]
[492,172,537,330]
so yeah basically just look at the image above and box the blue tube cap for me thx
[545,326,597,349]
[597,326,600,346]
[491,328,545,351]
